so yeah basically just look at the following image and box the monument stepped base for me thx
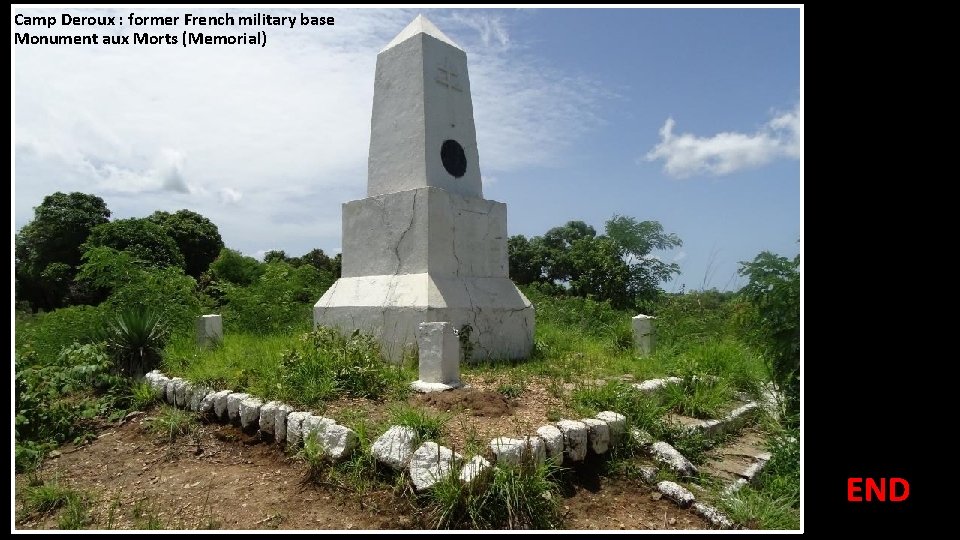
[314,274,534,363]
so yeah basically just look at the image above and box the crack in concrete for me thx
[394,190,418,275]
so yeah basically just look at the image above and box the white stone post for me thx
[632,314,656,356]
[411,321,461,392]
[196,314,223,349]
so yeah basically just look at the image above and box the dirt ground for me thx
[323,373,581,453]
[14,407,710,531]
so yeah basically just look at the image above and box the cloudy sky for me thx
[13,6,801,291]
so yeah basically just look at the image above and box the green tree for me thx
[15,192,111,311]
[263,250,288,264]
[209,248,264,286]
[507,235,543,285]
[508,216,681,309]
[83,218,185,270]
[738,251,800,422]
[147,209,224,278]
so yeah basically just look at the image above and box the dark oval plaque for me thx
[440,139,467,178]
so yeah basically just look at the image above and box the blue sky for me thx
[13,6,801,292]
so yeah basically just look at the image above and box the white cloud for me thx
[14,8,608,257]
[672,251,687,263]
[217,187,243,205]
[645,103,801,178]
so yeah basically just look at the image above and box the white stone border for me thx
[146,370,736,528]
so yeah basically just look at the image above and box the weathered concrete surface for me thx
[582,418,611,455]
[409,442,461,492]
[226,393,250,424]
[211,390,232,420]
[595,411,626,444]
[175,380,192,409]
[369,16,481,199]
[145,371,169,398]
[165,377,182,405]
[692,502,734,529]
[555,420,588,462]
[315,255,534,362]
[285,412,311,449]
[314,423,359,461]
[301,415,336,443]
[631,314,656,355]
[195,314,223,349]
[313,16,535,363]
[189,386,212,413]
[657,481,695,508]
[259,401,280,435]
[273,404,293,443]
[459,455,491,484]
[633,377,682,395]
[650,441,699,478]
[536,425,564,465]
[417,322,460,385]
[489,436,545,467]
[410,380,462,393]
[239,397,263,430]
[639,466,658,484]
[371,425,418,469]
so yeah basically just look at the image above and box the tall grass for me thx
[425,461,562,530]
[163,327,413,409]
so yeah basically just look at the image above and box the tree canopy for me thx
[15,192,111,311]
[83,218,185,270]
[148,209,224,278]
[508,215,682,309]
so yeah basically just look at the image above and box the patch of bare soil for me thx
[15,406,712,530]
[15,415,414,531]
[320,374,579,455]
[563,479,708,530]
[419,388,513,417]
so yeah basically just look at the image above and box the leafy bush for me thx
[15,343,133,471]
[15,305,105,363]
[104,267,201,335]
[738,252,800,420]
[209,248,264,286]
[219,262,333,333]
[276,327,405,405]
[14,342,151,472]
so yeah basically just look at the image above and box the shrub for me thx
[277,327,405,405]
[219,262,333,334]
[99,307,169,377]
[738,252,800,421]
[15,305,105,363]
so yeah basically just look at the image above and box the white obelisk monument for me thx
[314,15,535,362]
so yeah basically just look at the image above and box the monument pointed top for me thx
[381,14,461,53]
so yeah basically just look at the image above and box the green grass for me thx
[163,327,414,409]
[424,461,562,529]
[388,403,449,444]
[131,498,164,530]
[57,491,93,529]
[660,376,734,419]
[18,477,92,529]
[144,404,198,443]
